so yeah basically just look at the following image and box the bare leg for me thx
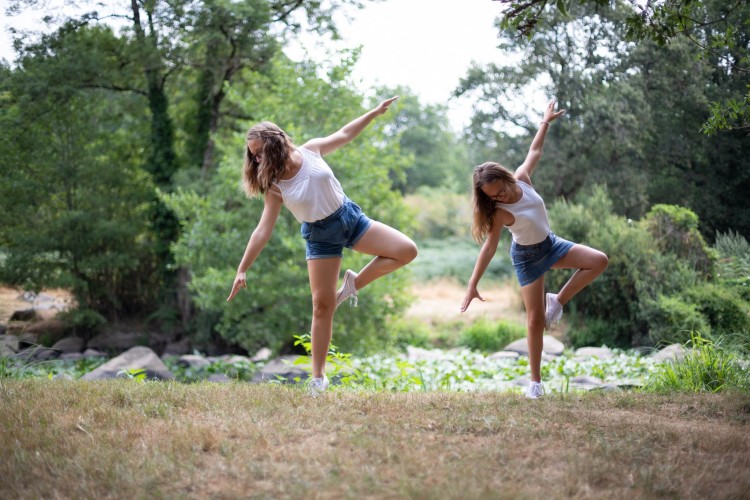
[307,257,341,378]
[350,221,418,289]
[550,244,608,305]
[520,276,546,383]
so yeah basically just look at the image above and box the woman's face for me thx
[247,138,264,163]
[481,179,513,203]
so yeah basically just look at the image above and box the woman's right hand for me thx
[460,285,485,313]
[227,272,247,302]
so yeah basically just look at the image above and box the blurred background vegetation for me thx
[0,0,748,356]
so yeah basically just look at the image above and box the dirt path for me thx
[405,278,527,326]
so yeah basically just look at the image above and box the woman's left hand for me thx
[373,96,399,116]
[543,100,566,123]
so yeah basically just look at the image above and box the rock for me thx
[207,373,232,383]
[82,348,107,359]
[0,324,6,335]
[59,352,84,361]
[251,347,272,362]
[502,335,565,356]
[52,373,74,381]
[9,309,41,322]
[80,346,173,380]
[33,348,60,361]
[0,335,19,356]
[86,330,148,353]
[510,376,531,388]
[652,344,688,362]
[51,337,84,354]
[17,332,39,348]
[252,355,309,383]
[573,347,614,360]
[221,355,252,366]
[487,351,520,361]
[177,354,211,369]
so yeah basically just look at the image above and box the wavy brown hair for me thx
[471,162,517,243]
[242,122,296,197]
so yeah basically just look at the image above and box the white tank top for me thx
[494,181,550,245]
[273,147,345,223]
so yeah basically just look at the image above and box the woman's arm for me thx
[302,97,398,157]
[226,189,284,301]
[460,212,504,312]
[514,100,565,184]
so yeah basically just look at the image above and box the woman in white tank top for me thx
[226,97,417,395]
[460,101,609,399]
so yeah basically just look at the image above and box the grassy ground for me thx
[2,380,748,499]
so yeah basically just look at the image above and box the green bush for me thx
[403,188,472,240]
[645,333,750,393]
[458,318,526,353]
[683,284,750,337]
[640,295,711,346]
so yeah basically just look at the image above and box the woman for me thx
[460,100,608,399]
[227,97,418,395]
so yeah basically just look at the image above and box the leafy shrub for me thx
[715,231,750,301]
[643,204,717,278]
[639,295,711,346]
[387,318,433,351]
[645,333,750,393]
[458,318,526,353]
[682,284,750,337]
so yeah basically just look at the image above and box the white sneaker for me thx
[308,375,329,397]
[525,381,545,399]
[545,293,563,330]
[336,269,358,309]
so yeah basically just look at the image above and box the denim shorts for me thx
[300,198,372,260]
[510,232,574,286]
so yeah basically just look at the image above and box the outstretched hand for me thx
[226,272,247,302]
[543,100,566,123]
[373,96,399,116]
[460,286,485,313]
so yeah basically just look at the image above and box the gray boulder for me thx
[503,335,565,356]
[82,348,107,358]
[252,355,309,383]
[487,351,520,361]
[0,335,19,357]
[81,346,173,380]
[51,336,84,354]
[9,309,41,322]
[652,344,688,362]
[251,347,272,362]
[177,354,211,369]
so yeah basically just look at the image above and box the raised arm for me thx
[460,210,505,312]
[514,100,565,184]
[227,189,283,301]
[302,96,398,157]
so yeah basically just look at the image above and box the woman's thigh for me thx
[550,244,607,270]
[351,221,417,260]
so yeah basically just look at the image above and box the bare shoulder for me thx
[300,139,323,155]
[514,170,532,186]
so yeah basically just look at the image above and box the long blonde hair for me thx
[471,162,517,243]
[242,122,296,197]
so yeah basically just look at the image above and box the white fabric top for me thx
[273,147,345,223]
[495,181,550,245]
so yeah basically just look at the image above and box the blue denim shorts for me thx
[510,232,575,286]
[300,198,372,260]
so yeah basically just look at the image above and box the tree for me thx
[494,0,750,134]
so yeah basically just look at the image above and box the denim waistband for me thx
[512,233,552,249]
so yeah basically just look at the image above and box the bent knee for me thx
[594,252,609,272]
[401,240,418,263]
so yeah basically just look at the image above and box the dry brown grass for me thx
[1,381,748,499]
